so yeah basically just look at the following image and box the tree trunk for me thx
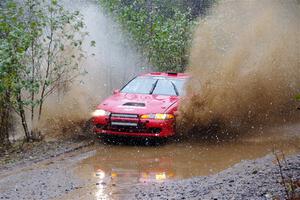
[38,10,53,121]
[31,41,35,125]
[0,90,11,147]
[17,91,31,141]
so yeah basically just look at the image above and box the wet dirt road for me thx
[0,123,299,200]
[57,124,300,200]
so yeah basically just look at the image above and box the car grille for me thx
[110,113,139,118]
[111,121,138,126]
[110,112,139,129]
[105,113,161,134]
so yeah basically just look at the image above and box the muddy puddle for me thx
[55,123,300,200]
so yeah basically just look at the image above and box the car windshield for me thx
[120,76,187,96]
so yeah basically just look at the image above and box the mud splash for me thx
[38,0,148,138]
[178,0,300,134]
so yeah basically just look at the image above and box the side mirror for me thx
[113,89,120,94]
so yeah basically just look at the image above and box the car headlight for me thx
[140,113,174,120]
[92,109,110,117]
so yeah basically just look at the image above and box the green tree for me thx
[0,0,89,142]
[99,0,196,72]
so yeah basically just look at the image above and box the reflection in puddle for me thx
[107,157,174,183]
[60,124,300,200]
[94,170,109,199]
[80,155,177,199]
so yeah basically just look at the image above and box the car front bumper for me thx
[93,116,175,138]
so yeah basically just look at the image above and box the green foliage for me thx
[99,0,196,72]
[0,0,89,141]
[0,1,30,97]
[295,94,300,101]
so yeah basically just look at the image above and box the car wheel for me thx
[150,137,167,146]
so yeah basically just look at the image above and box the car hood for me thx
[97,93,179,114]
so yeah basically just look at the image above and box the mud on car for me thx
[92,72,188,141]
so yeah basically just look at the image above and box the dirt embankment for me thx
[0,138,94,172]
[131,154,300,200]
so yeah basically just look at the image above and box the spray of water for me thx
[38,0,148,138]
[178,0,300,135]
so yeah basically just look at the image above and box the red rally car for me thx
[92,72,188,139]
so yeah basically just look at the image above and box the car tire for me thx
[99,135,116,144]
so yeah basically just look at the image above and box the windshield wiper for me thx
[150,79,159,94]
[171,81,179,96]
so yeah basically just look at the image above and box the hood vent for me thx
[123,102,145,107]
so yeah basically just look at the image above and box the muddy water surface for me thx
[56,123,300,200]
